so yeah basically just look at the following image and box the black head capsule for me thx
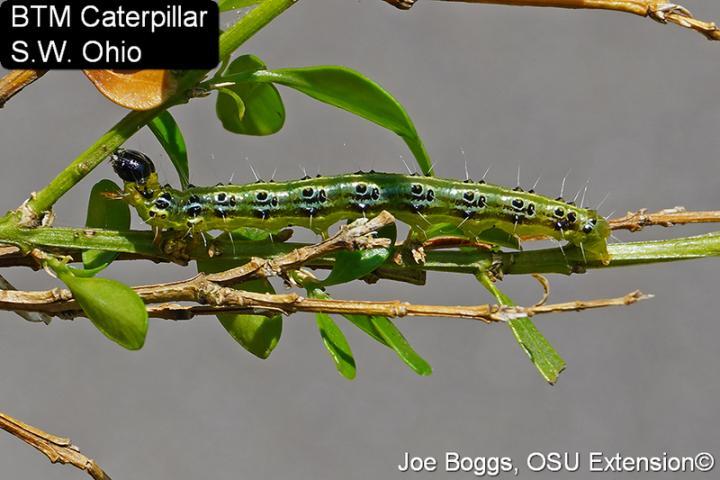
[111,149,156,184]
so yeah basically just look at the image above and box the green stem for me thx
[11,0,300,221]
[26,110,158,216]
[1,225,719,276]
[219,0,300,60]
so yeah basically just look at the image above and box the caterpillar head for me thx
[577,213,611,262]
[111,148,156,185]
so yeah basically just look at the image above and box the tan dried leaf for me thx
[83,69,179,111]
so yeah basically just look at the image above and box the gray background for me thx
[1,0,719,478]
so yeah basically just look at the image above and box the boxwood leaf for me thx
[82,179,130,272]
[56,269,148,350]
[478,273,565,384]
[148,111,189,188]
[320,247,391,287]
[197,258,282,358]
[370,315,432,376]
[320,222,395,287]
[216,55,285,136]
[342,313,388,346]
[308,288,356,379]
[261,66,432,175]
[311,289,428,375]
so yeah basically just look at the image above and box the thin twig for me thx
[0,70,47,108]
[0,411,111,480]
[608,207,720,232]
[144,289,650,321]
[0,285,650,322]
[382,0,719,41]
[0,274,51,324]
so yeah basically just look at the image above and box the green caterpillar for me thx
[111,149,611,260]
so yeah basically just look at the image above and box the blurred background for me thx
[1,1,719,478]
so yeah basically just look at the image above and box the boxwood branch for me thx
[0,209,719,280]
[0,411,110,480]
[383,0,720,41]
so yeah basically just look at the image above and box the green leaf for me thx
[424,222,465,239]
[148,111,189,188]
[320,223,395,286]
[217,279,282,359]
[477,273,565,384]
[223,226,272,242]
[342,313,388,345]
[217,87,246,123]
[371,315,432,376]
[312,288,430,376]
[216,55,285,136]
[261,66,432,175]
[476,227,521,250]
[82,180,130,272]
[321,248,391,287]
[308,288,356,379]
[56,268,148,350]
[197,258,282,358]
[218,0,261,12]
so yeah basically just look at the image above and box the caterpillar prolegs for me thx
[110,149,611,261]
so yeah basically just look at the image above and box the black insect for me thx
[110,149,156,184]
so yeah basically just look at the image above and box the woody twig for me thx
[0,411,110,480]
[382,0,720,41]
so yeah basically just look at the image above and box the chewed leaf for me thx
[55,268,148,350]
[309,288,356,379]
[197,259,282,358]
[262,66,432,175]
[216,55,285,136]
[148,111,189,188]
[83,179,130,272]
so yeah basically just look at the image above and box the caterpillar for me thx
[110,149,611,260]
